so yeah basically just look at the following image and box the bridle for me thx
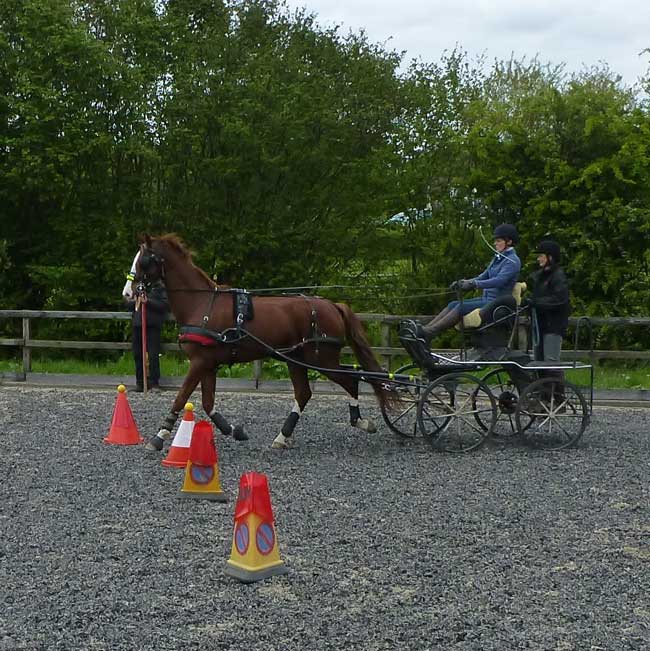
[135,244,165,285]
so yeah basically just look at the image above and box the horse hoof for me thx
[145,436,164,451]
[271,433,292,449]
[232,425,248,441]
[355,418,377,434]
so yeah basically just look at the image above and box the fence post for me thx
[380,321,391,370]
[22,317,32,373]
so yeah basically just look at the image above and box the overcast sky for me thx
[282,0,650,88]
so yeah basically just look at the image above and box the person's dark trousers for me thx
[535,333,565,402]
[132,325,162,387]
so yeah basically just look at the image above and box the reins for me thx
[162,285,457,301]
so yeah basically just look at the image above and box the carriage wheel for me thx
[417,373,497,453]
[380,363,424,438]
[515,377,589,450]
[476,368,534,437]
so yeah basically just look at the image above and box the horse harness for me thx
[177,289,343,360]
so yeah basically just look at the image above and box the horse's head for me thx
[134,234,165,285]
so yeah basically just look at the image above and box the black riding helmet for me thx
[493,223,519,245]
[535,239,561,263]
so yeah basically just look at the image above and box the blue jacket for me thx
[472,247,521,302]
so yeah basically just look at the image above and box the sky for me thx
[282,0,650,88]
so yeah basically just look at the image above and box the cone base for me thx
[225,560,288,583]
[103,435,143,446]
[162,458,189,468]
[180,490,228,502]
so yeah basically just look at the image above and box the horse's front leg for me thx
[201,369,248,441]
[272,363,312,449]
[145,364,203,451]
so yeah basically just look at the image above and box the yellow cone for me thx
[225,472,288,583]
[179,420,227,502]
[180,461,227,501]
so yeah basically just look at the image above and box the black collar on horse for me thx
[134,233,398,450]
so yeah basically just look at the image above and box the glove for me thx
[521,297,535,309]
[459,279,476,291]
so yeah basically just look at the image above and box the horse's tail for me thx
[334,303,400,411]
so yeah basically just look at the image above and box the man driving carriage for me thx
[416,223,522,345]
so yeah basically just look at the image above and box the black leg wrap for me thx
[281,412,300,437]
[349,404,361,426]
[211,411,248,441]
[148,435,164,451]
[210,411,232,436]
[162,410,179,431]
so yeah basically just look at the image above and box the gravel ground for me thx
[1,385,650,651]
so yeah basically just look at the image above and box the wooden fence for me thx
[0,309,647,380]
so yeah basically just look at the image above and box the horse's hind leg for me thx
[272,362,312,449]
[322,366,377,434]
[201,369,247,441]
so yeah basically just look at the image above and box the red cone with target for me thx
[179,420,227,502]
[162,402,195,467]
[104,384,143,445]
[225,472,288,583]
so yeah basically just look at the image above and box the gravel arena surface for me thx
[1,385,650,650]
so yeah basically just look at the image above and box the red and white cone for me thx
[162,402,195,467]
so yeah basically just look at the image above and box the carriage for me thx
[379,288,594,452]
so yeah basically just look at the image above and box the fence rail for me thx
[0,310,645,381]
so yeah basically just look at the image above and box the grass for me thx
[0,353,649,390]
[0,352,320,381]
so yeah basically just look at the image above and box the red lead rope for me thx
[137,295,148,394]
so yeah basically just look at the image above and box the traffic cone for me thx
[162,402,195,467]
[225,472,288,583]
[104,384,143,445]
[179,420,227,502]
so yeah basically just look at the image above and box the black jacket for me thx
[528,265,570,336]
[126,280,169,327]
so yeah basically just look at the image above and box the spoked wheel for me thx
[515,377,589,450]
[477,368,534,437]
[417,372,497,453]
[381,363,423,438]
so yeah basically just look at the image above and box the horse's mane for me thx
[154,233,216,287]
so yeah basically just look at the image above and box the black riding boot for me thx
[424,306,452,329]
[421,308,462,344]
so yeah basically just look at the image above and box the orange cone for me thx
[104,385,143,445]
[225,472,288,583]
[162,402,195,467]
[179,420,227,501]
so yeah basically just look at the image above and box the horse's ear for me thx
[141,233,152,248]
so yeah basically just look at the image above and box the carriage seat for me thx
[456,282,526,330]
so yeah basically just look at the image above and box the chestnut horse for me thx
[134,234,396,450]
